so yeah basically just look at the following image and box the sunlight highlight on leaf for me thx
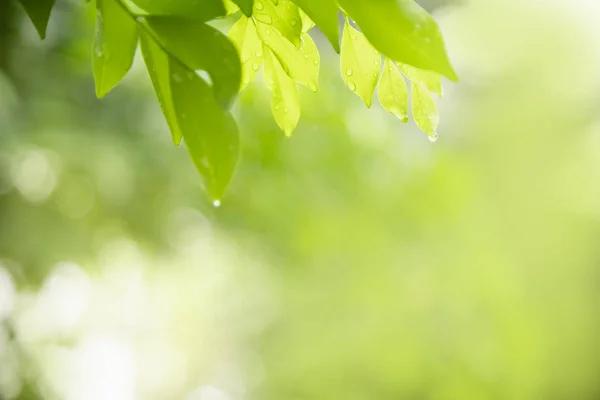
[378,58,408,122]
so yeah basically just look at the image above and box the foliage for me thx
[14,0,457,201]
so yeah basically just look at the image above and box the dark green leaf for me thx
[337,0,458,81]
[139,30,183,145]
[232,0,254,16]
[17,0,55,39]
[169,61,240,201]
[93,0,138,98]
[292,0,340,52]
[143,17,241,108]
[127,0,226,20]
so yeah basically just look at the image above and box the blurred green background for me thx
[1,0,600,399]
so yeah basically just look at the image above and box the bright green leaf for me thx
[232,0,253,16]
[139,30,182,145]
[169,60,240,201]
[17,0,55,39]
[256,22,319,91]
[223,0,239,15]
[299,8,314,33]
[228,16,263,91]
[128,0,226,20]
[292,0,339,52]
[253,0,302,47]
[263,47,301,137]
[340,18,380,108]
[338,0,458,82]
[378,58,408,122]
[411,81,439,140]
[93,0,138,98]
[143,17,241,108]
[398,63,442,97]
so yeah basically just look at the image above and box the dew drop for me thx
[135,16,145,23]
[265,27,272,35]
[348,81,356,91]
[350,34,356,40]
[255,50,262,57]
[428,133,438,143]
[313,59,318,65]
[252,63,260,71]
[255,1,264,10]
[172,73,182,83]
[213,200,221,207]
[283,107,289,113]
[345,68,353,76]
[374,59,380,66]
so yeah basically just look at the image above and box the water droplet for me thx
[195,70,212,85]
[348,81,356,91]
[172,73,182,83]
[283,107,289,113]
[303,54,309,60]
[308,82,318,92]
[345,68,353,76]
[313,59,318,65]
[265,28,272,35]
[350,34,357,40]
[255,1,264,10]
[213,200,221,207]
[428,133,438,143]
[135,16,145,23]
[374,59,380,66]
[255,50,262,57]
[94,46,103,57]
[252,63,260,71]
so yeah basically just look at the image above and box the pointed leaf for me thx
[256,22,319,91]
[93,0,138,98]
[139,31,182,145]
[378,58,408,122]
[263,47,300,137]
[338,0,458,81]
[17,0,55,39]
[128,0,226,20]
[253,0,302,47]
[144,16,241,108]
[340,19,380,107]
[299,9,314,32]
[411,81,439,139]
[169,61,240,201]
[292,0,339,52]
[232,0,254,16]
[228,16,263,91]
[398,63,442,97]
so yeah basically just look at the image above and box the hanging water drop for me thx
[428,133,438,143]
[348,81,356,91]
[213,200,221,207]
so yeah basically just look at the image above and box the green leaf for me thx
[223,0,240,15]
[93,0,138,99]
[253,0,302,47]
[398,63,442,97]
[292,0,340,52]
[17,0,55,39]
[143,16,241,108]
[169,60,240,201]
[228,16,263,91]
[378,58,408,122]
[127,0,226,20]
[299,8,314,33]
[411,81,439,140]
[340,18,380,108]
[263,47,301,137]
[256,22,319,91]
[139,31,183,145]
[232,0,254,16]
[337,0,458,82]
